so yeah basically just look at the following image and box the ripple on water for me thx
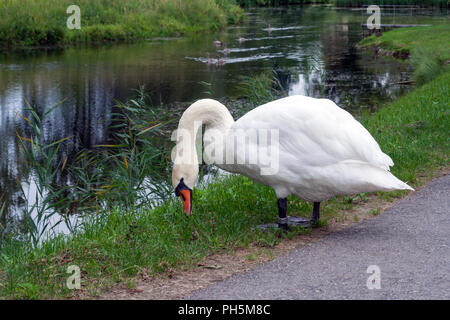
[262,26,312,32]
[185,52,284,65]
[217,46,272,54]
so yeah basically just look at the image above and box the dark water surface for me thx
[0,6,448,236]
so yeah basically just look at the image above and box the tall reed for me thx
[239,70,286,106]
[15,100,72,246]
[65,89,173,213]
[12,89,172,246]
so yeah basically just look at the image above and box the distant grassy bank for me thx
[0,0,243,48]
[360,24,450,83]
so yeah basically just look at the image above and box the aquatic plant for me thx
[15,100,72,246]
[10,89,172,246]
[65,88,173,213]
[239,70,286,105]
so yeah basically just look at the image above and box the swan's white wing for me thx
[234,95,393,171]
[224,95,409,200]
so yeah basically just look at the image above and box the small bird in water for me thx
[213,38,222,47]
[237,36,246,44]
[205,52,214,65]
[215,55,226,67]
[222,43,231,56]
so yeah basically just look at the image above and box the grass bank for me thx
[360,24,450,84]
[1,68,448,298]
[0,0,243,48]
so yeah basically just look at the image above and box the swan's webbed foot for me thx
[254,198,314,231]
[275,198,312,230]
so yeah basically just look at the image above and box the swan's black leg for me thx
[277,198,289,230]
[311,202,320,223]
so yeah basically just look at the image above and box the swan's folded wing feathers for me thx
[235,96,393,171]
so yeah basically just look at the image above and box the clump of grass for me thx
[239,70,286,106]
[368,207,381,216]
[410,47,443,85]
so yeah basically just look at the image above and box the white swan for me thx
[172,95,413,229]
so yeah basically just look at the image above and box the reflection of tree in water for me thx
[0,65,117,238]
[287,20,413,112]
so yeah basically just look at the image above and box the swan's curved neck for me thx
[178,99,234,137]
[173,99,234,187]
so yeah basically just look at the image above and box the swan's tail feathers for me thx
[338,160,414,193]
[387,176,414,191]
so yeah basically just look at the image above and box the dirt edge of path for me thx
[97,168,448,300]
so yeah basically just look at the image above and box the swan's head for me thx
[172,163,198,215]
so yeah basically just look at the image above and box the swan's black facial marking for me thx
[175,178,192,215]
[174,178,189,196]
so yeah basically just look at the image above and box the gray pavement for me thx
[186,175,450,299]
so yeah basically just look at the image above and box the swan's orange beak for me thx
[175,178,192,216]
[180,189,192,215]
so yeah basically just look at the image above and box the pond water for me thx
[0,6,448,238]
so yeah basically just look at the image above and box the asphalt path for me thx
[186,175,449,299]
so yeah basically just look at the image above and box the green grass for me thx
[1,69,448,299]
[361,24,450,83]
[0,174,311,298]
[360,24,450,61]
[0,0,243,48]
[361,71,449,184]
